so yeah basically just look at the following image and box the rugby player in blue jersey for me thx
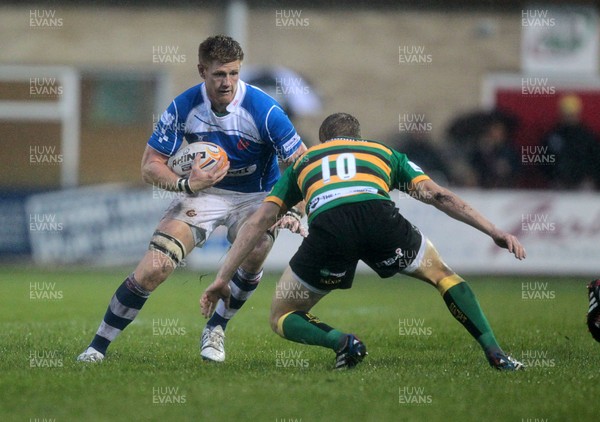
[78,35,307,363]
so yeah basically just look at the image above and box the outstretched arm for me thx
[411,179,526,260]
[200,202,282,317]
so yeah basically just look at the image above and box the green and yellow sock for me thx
[437,275,501,354]
[277,311,346,351]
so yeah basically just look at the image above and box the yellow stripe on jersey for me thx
[411,175,430,185]
[306,173,388,202]
[297,152,392,190]
[265,195,285,208]
[296,160,322,189]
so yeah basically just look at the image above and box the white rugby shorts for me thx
[161,187,268,247]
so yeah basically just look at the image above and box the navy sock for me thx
[89,274,150,354]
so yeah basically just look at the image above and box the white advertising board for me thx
[26,186,600,276]
[393,189,599,276]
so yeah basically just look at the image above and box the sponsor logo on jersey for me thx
[308,186,378,213]
[282,133,301,153]
[227,165,257,177]
[185,210,197,217]
[320,278,342,285]
[237,138,251,150]
[320,269,347,278]
[375,248,406,268]
[319,268,346,285]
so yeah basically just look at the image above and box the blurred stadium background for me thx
[1,0,599,276]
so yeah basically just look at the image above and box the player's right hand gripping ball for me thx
[587,279,600,342]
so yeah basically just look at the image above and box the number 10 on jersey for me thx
[321,153,357,183]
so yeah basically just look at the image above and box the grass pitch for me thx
[1,267,598,421]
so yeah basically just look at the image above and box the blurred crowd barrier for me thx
[2,184,598,275]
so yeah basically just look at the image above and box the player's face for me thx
[198,60,241,113]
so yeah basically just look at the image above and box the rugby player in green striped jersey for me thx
[201,113,526,370]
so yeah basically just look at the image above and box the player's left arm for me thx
[411,178,526,260]
[200,202,282,317]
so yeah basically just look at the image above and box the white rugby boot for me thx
[77,346,105,363]
[200,325,226,362]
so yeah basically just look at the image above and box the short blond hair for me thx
[198,35,244,65]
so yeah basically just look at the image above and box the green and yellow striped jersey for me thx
[265,137,430,222]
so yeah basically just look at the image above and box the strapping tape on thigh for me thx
[149,231,187,266]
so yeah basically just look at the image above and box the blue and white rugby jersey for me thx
[148,80,302,193]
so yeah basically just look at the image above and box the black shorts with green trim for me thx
[289,199,423,292]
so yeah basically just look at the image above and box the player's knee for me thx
[135,256,173,291]
[417,245,453,283]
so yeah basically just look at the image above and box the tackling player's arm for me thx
[141,145,229,192]
[200,201,283,317]
[278,141,307,214]
[266,101,308,225]
[274,143,308,233]
[411,179,526,260]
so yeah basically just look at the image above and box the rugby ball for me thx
[167,142,228,176]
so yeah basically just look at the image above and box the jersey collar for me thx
[326,136,363,143]
[225,79,246,113]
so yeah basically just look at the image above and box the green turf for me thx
[0,267,598,421]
